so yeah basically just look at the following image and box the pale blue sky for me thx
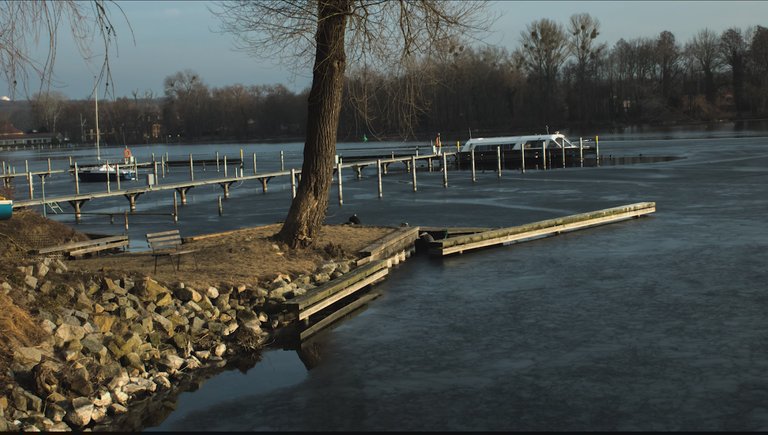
[3,1,767,100]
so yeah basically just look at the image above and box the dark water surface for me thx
[4,130,768,430]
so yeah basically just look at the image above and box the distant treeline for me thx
[4,17,768,144]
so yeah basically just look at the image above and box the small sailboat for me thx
[77,81,136,182]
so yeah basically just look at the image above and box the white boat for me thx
[459,132,579,153]
[77,163,136,182]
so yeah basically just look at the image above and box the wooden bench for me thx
[146,229,198,273]
[38,234,130,258]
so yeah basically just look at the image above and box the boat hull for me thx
[0,199,12,220]
[77,167,136,183]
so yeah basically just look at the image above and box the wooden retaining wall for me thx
[428,202,656,257]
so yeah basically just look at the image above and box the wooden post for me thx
[173,191,178,221]
[224,155,228,177]
[253,153,257,175]
[496,146,502,179]
[216,151,220,172]
[74,162,80,194]
[521,144,526,173]
[562,144,566,168]
[542,144,547,170]
[595,135,600,166]
[471,149,476,182]
[40,175,46,217]
[116,163,121,190]
[280,150,285,171]
[377,158,383,198]
[189,153,194,180]
[47,158,51,173]
[153,160,158,186]
[240,148,244,169]
[68,156,72,166]
[218,195,223,216]
[455,141,461,171]
[291,168,297,198]
[411,155,417,192]
[25,160,28,173]
[161,155,166,178]
[106,162,111,193]
[442,152,449,187]
[337,160,343,206]
[428,156,433,172]
[124,211,129,230]
[579,137,584,167]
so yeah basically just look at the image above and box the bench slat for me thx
[70,240,130,257]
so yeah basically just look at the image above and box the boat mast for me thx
[95,80,101,161]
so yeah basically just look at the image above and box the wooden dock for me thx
[427,202,656,256]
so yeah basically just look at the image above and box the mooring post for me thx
[253,153,257,175]
[68,156,72,166]
[291,168,297,198]
[561,143,566,168]
[74,162,80,194]
[521,144,526,173]
[173,191,178,220]
[442,152,449,187]
[25,160,28,174]
[189,154,194,180]
[337,159,343,206]
[47,158,51,173]
[542,144,547,170]
[411,155,417,192]
[471,149,476,182]
[240,148,244,170]
[280,151,285,171]
[106,161,111,193]
[218,195,223,216]
[579,137,584,167]
[428,156,433,172]
[153,161,158,186]
[377,158,383,198]
[40,175,46,217]
[224,155,228,177]
[496,146,502,179]
[595,135,600,166]
[124,211,129,231]
[216,151,220,172]
[116,163,121,190]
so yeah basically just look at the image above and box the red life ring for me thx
[123,148,132,159]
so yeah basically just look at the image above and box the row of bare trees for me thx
[11,18,768,146]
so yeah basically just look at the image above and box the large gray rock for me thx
[65,397,93,427]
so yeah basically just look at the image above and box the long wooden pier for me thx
[427,202,656,256]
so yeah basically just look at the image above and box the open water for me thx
[3,123,768,431]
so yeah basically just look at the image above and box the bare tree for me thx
[719,27,752,114]
[213,1,492,248]
[567,13,604,127]
[655,31,682,102]
[30,90,67,133]
[0,1,127,100]
[516,18,569,125]
[685,29,722,104]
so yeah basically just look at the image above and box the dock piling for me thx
[443,153,449,187]
[411,155,417,192]
[471,149,476,182]
[496,146,502,179]
[377,158,383,198]
[337,160,343,206]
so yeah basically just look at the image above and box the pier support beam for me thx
[219,181,235,199]
[175,186,194,204]
[259,177,272,193]
[124,192,144,211]
[67,199,90,223]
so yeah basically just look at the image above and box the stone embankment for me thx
[1,254,356,431]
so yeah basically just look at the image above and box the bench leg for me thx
[154,255,158,274]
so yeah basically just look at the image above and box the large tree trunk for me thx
[276,0,350,248]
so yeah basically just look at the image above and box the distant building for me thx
[0,121,60,146]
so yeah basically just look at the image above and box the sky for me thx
[3,1,768,101]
